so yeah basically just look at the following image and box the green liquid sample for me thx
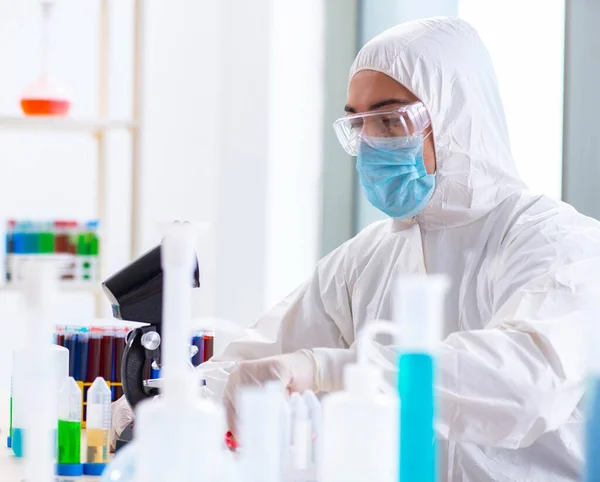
[57,420,81,464]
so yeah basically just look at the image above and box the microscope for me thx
[101,242,200,449]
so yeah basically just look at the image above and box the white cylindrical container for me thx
[238,382,285,482]
[320,363,399,482]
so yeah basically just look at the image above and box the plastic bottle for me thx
[135,223,227,482]
[84,377,111,476]
[395,275,449,482]
[10,261,69,458]
[238,382,285,482]
[10,345,68,456]
[56,377,83,476]
[319,322,400,482]
[21,260,62,482]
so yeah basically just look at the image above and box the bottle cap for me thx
[56,463,83,476]
[83,463,107,476]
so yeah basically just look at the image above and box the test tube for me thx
[87,327,102,383]
[191,329,204,367]
[64,326,76,377]
[100,327,114,382]
[202,329,214,362]
[55,325,65,347]
[5,219,15,282]
[84,377,111,476]
[56,377,83,476]
[78,327,89,383]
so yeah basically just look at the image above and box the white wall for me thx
[141,0,325,325]
[0,0,326,386]
[458,0,565,199]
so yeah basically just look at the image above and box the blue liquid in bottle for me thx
[398,352,435,482]
[585,377,600,482]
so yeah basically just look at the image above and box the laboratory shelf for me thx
[0,0,145,317]
[0,281,103,294]
[0,115,136,134]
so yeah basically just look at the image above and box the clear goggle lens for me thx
[333,101,431,156]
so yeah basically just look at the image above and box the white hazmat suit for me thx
[204,17,600,481]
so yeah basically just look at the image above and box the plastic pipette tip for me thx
[56,463,83,476]
[83,462,107,476]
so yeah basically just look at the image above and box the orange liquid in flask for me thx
[20,97,71,116]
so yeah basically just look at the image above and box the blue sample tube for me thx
[78,328,89,383]
[64,326,76,378]
[585,377,600,481]
[394,275,449,482]
[399,353,435,482]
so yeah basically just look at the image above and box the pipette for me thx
[84,377,111,476]
[56,376,83,476]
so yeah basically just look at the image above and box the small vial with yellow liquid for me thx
[84,377,111,476]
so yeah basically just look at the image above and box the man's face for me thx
[345,70,436,174]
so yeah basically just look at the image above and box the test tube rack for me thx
[55,325,215,426]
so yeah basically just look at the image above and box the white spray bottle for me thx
[135,223,227,482]
[319,322,402,482]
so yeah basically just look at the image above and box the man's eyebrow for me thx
[344,98,412,114]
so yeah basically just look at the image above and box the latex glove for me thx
[224,349,317,435]
[110,395,135,450]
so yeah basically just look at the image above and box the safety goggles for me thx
[333,101,431,156]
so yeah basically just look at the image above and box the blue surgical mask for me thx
[356,135,435,219]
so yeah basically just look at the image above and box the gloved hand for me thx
[223,349,318,435]
[110,395,135,450]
